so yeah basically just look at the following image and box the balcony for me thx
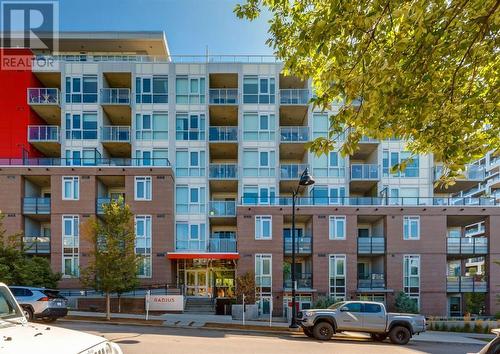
[209,126,238,142]
[357,237,385,254]
[358,274,386,291]
[447,237,488,255]
[100,88,130,105]
[27,88,61,124]
[352,136,379,159]
[350,164,380,193]
[0,157,171,167]
[209,164,238,179]
[280,164,309,180]
[209,89,238,104]
[208,201,236,217]
[283,272,312,289]
[446,276,487,293]
[101,126,131,142]
[280,127,309,142]
[284,237,312,254]
[434,165,486,193]
[23,197,50,215]
[23,236,50,255]
[279,89,310,105]
[208,237,237,253]
[27,125,60,156]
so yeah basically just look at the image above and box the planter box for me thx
[231,304,258,320]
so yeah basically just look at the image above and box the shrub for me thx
[463,322,471,333]
[313,296,337,309]
[495,312,500,320]
[483,325,490,334]
[474,322,484,334]
[394,291,418,314]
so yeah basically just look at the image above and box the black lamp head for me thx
[299,168,315,186]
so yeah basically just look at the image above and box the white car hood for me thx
[0,321,106,354]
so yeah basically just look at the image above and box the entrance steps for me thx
[184,297,215,314]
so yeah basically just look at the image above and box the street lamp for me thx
[290,168,315,329]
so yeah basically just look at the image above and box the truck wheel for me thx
[313,322,334,341]
[303,327,314,338]
[389,326,411,345]
[371,333,387,342]
[22,306,34,321]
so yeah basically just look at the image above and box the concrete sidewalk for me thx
[66,311,493,345]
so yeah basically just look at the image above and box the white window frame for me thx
[62,215,79,278]
[134,176,152,201]
[62,176,79,200]
[135,215,152,278]
[329,254,346,301]
[403,254,420,310]
[255,215,272,240]
[329,216,346,240]
[255,254,272,292]
[403,216,420,240]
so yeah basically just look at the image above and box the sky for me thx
[58,0,273,56]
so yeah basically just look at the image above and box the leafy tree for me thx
[394,291,419,313]
[80,199,140,320]
[235,272,256,304]
[0,213,61,288]
[235,0,499,183]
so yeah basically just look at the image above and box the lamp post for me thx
[290,168,315,329]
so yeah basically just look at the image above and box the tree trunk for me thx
[118,294,121,313]
[106,292,111,320]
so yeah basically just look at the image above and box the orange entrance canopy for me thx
[167,253,239,260]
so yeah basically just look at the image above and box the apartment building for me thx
[0,31,499,318]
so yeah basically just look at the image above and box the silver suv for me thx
[9,286,68,322]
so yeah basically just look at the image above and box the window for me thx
[62,176,79,200]
[255,216,272,240]
[243,149,275,177]
[242,113,276,141]
[343,302,362,312]
[64,148,98,166]
[403,216,420,240]
[382,150,420,177]
[175,149,206,177]
[135,112,168,140]
[255,254,272,290]
[135,76,168,103]
[363,303,382,313]
[135,215,152,278]
[62,215,79,277]
[403,255,420,310]
[176,186,206,214]
[135,176,152,201]
[175,113,206,140]
[311,151,346,177]
[312,113,329,139]
[312,186,346,205]
[65,112,97,140]
[176,76,206,104]
[329,216,346,240]
[243,76,275,104]
[175,222,206,251]
[135,149,168,166]
[65,75,97,103]
[329,254,346,301]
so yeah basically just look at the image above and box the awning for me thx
[167,252,240,260]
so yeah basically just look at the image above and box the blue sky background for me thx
[59,0,273,55]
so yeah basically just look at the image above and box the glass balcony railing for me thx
[28,125,59,142]
[350,164,380,180]
[209,89,238,104]
[357,237,385,254]
[208,237,237,253]
[279,89,310,105]
[447,237,488,255]
[283,272,312,289]
[101,126,131,142]
[209,126,238,141]
[280,127,309,142]
[446,276,487,292]
[434,165,486,181]
[209,164,238,179]
[283,237,312,254]
[358,274,385,289]
[27,88,60,105]
[100,88,130,104]
[23,236,50,254]
[208,201,236,217]
[23,197,50,214]
[280,164,309,180]
[0,157,171,167]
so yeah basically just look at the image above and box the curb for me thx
[59,318,165,328]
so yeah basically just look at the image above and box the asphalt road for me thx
[54,321,485,354]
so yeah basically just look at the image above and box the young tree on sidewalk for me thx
[81,198,140,320]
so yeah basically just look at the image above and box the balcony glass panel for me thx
[28,125,59,142]
[283,237,312,254]
[209,126,238,141]
[283,272,312,288]
[208,201,236,217]
[209,164,237,179]
[208,237,237,252]
[350,164,379,180]
[23,236,50,254]
[357,237,385,254]
[446,237,488,254]
[280,127,309,142]
[23,197,51,214]
[279,89,309,105]
[280,164,309,180]
[101,126,131,142]
[209,89,238,104]
[100,88,130,104]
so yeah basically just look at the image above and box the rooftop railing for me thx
[279,89,310,105]
[27,125,60,142]
[100,88,130,104]
[280,126,309,142]
[27,88,60,105]
[0,157,170,167]
[209,89,239,104]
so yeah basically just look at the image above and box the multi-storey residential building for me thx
[0,31,499,318]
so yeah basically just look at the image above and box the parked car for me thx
[9,286,68,322]
[0,282,123,354]
[298,300,426,345]
[474,329,500,354]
